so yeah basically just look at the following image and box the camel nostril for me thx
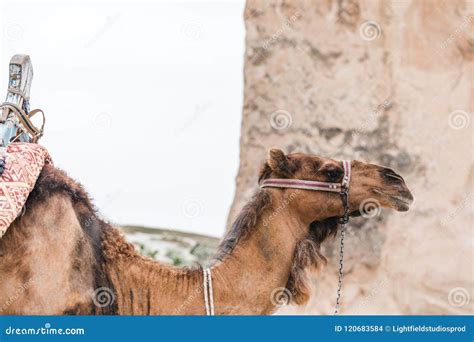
[381,168,404,183]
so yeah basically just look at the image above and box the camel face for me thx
[260,149,413,223]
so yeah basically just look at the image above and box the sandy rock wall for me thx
[228,0,473,314]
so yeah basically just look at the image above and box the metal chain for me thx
[335,187,349,315]
[334,222,346,315]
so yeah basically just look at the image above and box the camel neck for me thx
[208,190,307,314]
[102,190,307,315]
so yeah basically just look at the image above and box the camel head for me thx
[259,148,414,225]
[258,148,414,307]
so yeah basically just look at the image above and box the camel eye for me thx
[325,169,343,181]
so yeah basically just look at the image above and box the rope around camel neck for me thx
[203,268,215,315]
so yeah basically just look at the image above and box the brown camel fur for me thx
[0,149,413,315]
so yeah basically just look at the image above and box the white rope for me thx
[203,268,210,315]
[208,268,215,315]
[203,268,214,316]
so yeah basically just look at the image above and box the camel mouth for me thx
[390,195,413,211]
[373,189,414,212]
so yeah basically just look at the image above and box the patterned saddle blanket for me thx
[0,143,52,238]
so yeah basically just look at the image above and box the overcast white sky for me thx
[0,0,245,237]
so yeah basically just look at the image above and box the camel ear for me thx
[266,148,292,178]
[259,149,292,183]
[268,148,287,170]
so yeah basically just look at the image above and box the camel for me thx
[0,148,413,315]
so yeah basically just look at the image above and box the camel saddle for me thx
[0,143,52,239]
[0,56,49,238]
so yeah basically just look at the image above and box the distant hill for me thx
[120,226,220,267]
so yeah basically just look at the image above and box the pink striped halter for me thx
[260,159,351,195]
[260,160,351,222]
[259,159,352,314]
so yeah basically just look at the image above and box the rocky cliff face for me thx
[228,0,473,314]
